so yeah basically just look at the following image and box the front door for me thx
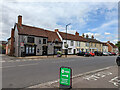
[73,49,76,54]
[42,46,48,55]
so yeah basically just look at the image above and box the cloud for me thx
[84,32,104,40]
[0,1,118,44]
[104,32,111,35]
[90,20,118,32]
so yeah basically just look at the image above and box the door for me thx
[73,49,76,54]
[42,46,48,55]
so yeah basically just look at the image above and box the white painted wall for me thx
[62,40,76,54]
[103,46,108,52]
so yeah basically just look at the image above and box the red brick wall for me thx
[106,43,113,52]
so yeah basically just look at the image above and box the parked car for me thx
[103,52,109,56]
[77,52,85,56]
[111,52,117,56]
[84,52,90,57]
[107,52,112,56]
[94,51,103,56]
[89,52,95,56]
[116,55,120,66]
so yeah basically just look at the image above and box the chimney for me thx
[18,15,22,26]
[86,34,89,38]
[107,41,110,43]
[91,35,94,39]
[10,28,15,55]
[82,33,85,37]
[75,32,79,36]
[55,29,59,32]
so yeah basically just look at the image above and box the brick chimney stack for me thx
[55,29,59,32]
[75,32,79,36]
[18,15,22,26]
[107,41,110,43]
[86,34,89,38]
[91,35,94,39]
[82,33,85,37]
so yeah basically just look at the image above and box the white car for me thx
[103,52,109,56]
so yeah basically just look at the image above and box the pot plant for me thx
[57,51,62,57]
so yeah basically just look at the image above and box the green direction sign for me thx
[59,66,72,88]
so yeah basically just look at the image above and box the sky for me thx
[0,0,119,44]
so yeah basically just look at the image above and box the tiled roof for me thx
[102,43,108,46]
[108,42,117,48]
[17,24,48,38]
[85,38,102,43]
[45,30,61,42]
[16,23,61,42]
[58,31,87,42]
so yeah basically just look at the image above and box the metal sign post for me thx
[59,66,72,89]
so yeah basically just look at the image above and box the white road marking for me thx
[83,71,113,81]
[109,77,120,87]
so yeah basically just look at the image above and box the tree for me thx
[115,41,120,52]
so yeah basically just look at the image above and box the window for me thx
[79,42,80,47]
[86,43,89,46]
[95,43,96,47]
[27,37,34,43]
[64,42,66,45]
[39,39,41,44]
[43,39,46,44]
[32,47,34,53]
[26,46,28,54]
[71,41,74,46]
[37,49,39,53]
[77,42,80,47]
[91,43,93,46]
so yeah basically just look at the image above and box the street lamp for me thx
[65,23,71,57]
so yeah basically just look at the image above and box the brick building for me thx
[106,41,118,53]
[8,15,62,57]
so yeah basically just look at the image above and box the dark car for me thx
[77,52,85,56]
[116,55,120,66]
[84,52,90,57]
[94,51,103,56]
[111,52,116,56]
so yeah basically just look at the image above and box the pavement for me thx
[28,66,119,88]
[1,54,81,62]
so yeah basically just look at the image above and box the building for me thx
[102,43,108,52]
[6,38,11,55]
[106,41,118,53]
[83,34,103,52]
[56,30,88,54]
[0,41,7,54]
[9,15,62,57]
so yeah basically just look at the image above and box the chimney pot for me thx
[86,34,89,38]
[82,33,85,37]
[18,15,22,26]
[92,35,94,39]
[75,32,79,36]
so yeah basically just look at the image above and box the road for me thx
[2,55,117,88]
